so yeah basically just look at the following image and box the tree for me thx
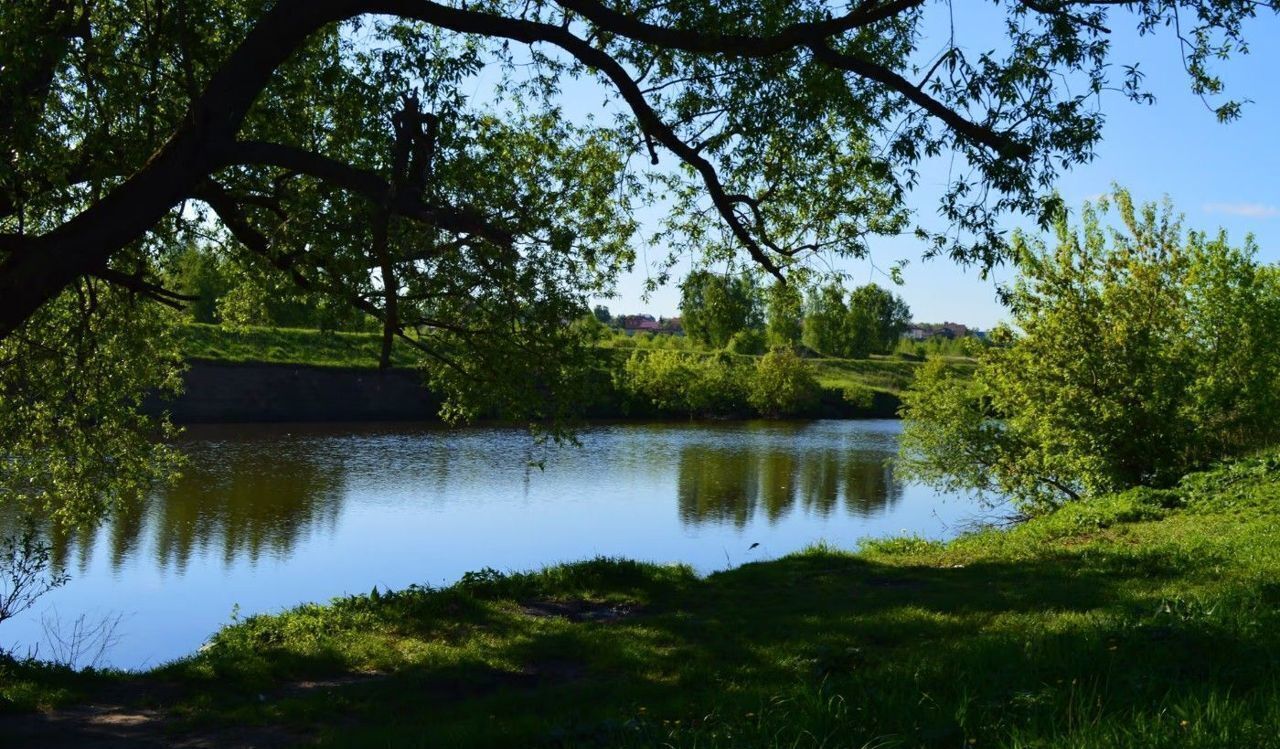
[5,1,1272,335]
[765,281,804,349]
[846,283,910,357]
[0,282,182,526]
[160,242,374,331]
[899,189,1280,514]
[593,305,612,325]
[160,241,233,325]
[802,281,850,356]
[726,328,767,355]
[679,271,762,349]
[0,1,1274,523]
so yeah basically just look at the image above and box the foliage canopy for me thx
[0,0,1275,521]
[899,189,1280,513]
[679,271,763,349]
[803,281,909,358]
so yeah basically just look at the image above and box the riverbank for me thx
[151,359,903,423]
[4,453,1278,747]
[162,324,958,423]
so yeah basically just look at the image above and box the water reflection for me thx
[1,420,980,669]
[678,446,901,527]
[25,437,347,575]
[11,421,907,576]
[150,447,345,572]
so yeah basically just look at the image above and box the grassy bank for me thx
[5,455,1279,747]
[175,323,418,369]
[810,356,974,398]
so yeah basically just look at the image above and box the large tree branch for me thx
[554,0,927,54]
[195,179,467,372]
[0,0,364,338]
[807,44,1032,159]
[368,1,790,275]
[0,1,85,150]
[1018,0,1112,33]
[554,0,1025,159]
[90,267,199,310]
[0,0,1011,338]
[222,141,515,248]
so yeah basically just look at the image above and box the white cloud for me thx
[1202,202,1280,219]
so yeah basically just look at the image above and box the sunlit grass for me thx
[175,323,416,369]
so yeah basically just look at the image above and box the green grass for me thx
[810,355,976,397]
[6,454,1280,747]
[175,323,417,369]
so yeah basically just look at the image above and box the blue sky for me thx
[596,10,1280,329]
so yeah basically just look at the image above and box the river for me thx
[2,419,988,670]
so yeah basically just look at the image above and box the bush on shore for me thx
[900,189,1280,515]
[747,347,821,418]
[620,347,828,419]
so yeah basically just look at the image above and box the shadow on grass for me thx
[5,543,1279,748]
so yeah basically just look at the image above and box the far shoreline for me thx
[147,358,905,425]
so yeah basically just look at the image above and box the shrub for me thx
[217,282,271,330]
[748,347,820,418]
[690,353,750,414]
[726,328,766,355]
[841,383,875,410]
[620,350,748,417]
[900,189,1280,514]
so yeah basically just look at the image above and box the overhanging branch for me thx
[223,140,515,249]
[91,267,200,310]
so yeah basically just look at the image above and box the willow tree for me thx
[0,1,1274,519]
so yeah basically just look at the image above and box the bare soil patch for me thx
[519,598,642,623]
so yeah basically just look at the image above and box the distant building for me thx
[904,321,976,341]
[620,314,661,334]
[616,313,684,335]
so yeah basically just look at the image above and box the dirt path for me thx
[1,598,626,748]
[0,677,374,749]
[1,702,305,748]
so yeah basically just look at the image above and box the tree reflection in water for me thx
[678,443,901,528]
[3,421,909,575]
[149,443,345,573]
[5,433,348,575]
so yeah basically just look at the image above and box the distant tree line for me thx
[673,270,912,359]
[162,242,378,333]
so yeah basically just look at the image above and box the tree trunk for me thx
[373,213,398,371]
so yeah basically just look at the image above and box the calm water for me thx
[3,420,986,669]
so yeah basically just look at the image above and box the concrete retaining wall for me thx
[147,360,440,424]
